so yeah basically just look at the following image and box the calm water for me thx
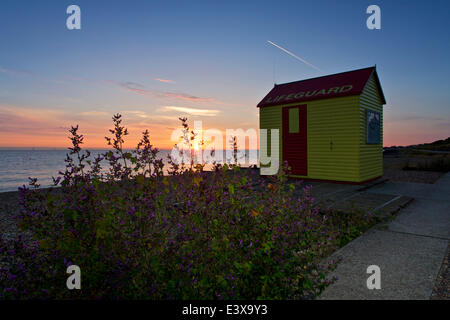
[0,149,259,193]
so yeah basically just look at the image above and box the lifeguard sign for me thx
[257,66,386,184]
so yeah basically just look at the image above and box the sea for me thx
[0,149,259,193]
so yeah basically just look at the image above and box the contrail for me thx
[267,40,322,72]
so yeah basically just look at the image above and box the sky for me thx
[0,0,449,149]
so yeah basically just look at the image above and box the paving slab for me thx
[318,172,450,300]
[386,198,450,240]
[368,178,450,201]
[374,196,413,218]
[329,192,397,213]
[318,228,448,299]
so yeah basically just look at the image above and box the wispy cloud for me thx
[155,78,175,84]
[0,106,70,144]
[386,114,450,130]
[0,65,69,86]
[122,81,145,88]
[267,40,322,72]
[159,92,217,103]
[0,66,33,76]
[0,105,181,148]
[0,106,109,135]
[80,110,109,117]
[387,114,450,124]
[110,81,220,103]
[159,106,221,117]
[122,110,150,119]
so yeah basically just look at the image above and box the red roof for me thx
[257,66,386,107]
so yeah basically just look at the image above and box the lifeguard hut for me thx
[257,66,386,184]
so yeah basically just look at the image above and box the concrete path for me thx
[318,173,450,300]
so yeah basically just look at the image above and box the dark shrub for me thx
[1,114,375,299]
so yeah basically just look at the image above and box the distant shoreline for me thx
[0,166,260,196]
[0,148,261,151]
[0,149,260,193]
[0,186,59,196]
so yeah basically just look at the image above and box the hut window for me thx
[288,108,299,133]
[366,109,380,144]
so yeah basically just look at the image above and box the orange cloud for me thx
[155,78,175,84]
[0,106,182,149]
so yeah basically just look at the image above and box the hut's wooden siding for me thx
[259,105,282,170]
[359,74,383,181]
[260,96,361,182]
[306,96,360,182]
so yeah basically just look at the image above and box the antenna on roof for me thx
[273,55,276,85]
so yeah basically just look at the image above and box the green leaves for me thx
[302,278,313,290]
[263,241,273,254]
[123,152,132,160]
[6,113,380,300]
[227,184,235,195]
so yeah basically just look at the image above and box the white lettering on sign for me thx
[264,85,353,104]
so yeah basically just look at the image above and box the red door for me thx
[282,105,307,175]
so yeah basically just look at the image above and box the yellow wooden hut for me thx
[257,66,386,183]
